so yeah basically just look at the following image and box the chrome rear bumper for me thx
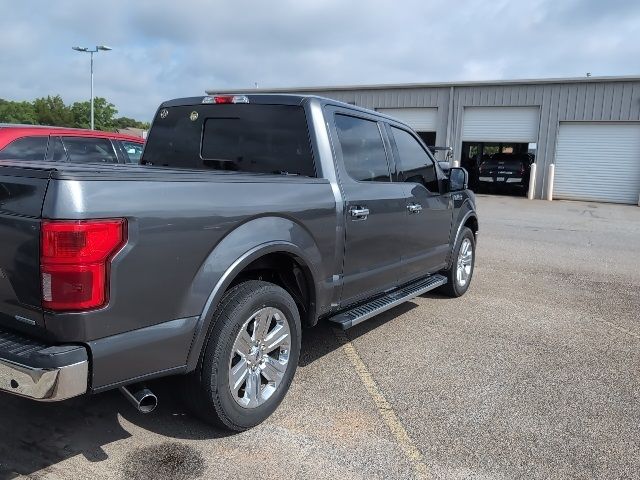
[0,357,88,401]
[0,326,89,401]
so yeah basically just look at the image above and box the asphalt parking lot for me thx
[1,195,639,480]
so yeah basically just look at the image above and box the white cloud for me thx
[0,0,639,120]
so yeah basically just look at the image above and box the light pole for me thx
[72,45,112,130]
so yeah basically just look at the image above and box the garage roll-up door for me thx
[377,108,438,131]
[462,106,540,142]
[554,122,640,204]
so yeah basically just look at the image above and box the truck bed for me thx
[0,159,337,339]
[0,160,329,184]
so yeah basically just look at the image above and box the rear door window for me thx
[0,136,48,161]
[334,114,390,182]
[61,137,118,164]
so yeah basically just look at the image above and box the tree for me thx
[0,99,38,124]
[0,95,148,131]
[114,116,151,130]
[70,97,118,131]
[33,95,74,127]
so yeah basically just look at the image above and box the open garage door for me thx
[377,108,438,132]
[554,122,640,204]
[461,107,539,194]
[462,107,540,142]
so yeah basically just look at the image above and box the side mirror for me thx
[448,167,468,192]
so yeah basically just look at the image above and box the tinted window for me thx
[200,106,314,176]
[45,136,67,162]
[0,136,48,161]
[143,104,315,177]
[121,140,144,164]
[334,114,390,182]
[62,137,118,164]
[391,127,439,192]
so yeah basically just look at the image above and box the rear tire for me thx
[184,280,301,431]
[438,227,475,297]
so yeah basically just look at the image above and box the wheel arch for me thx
[447,207,479,269]
[464,214,479,237]
[184,218,323,372]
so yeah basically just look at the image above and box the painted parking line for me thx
[332,327,431,480]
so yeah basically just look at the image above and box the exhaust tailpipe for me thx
[120,385,158,413]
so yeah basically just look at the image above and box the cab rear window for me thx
[142,104,315,177]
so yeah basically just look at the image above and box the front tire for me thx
[184,280,301,431]
[439,227,475,297]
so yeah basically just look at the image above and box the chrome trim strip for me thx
[331,275,447,329]
[0,358,88,402]
[14,315,36,326]
[346,277,446,328]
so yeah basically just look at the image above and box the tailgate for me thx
[0,168,51,333]
[484,159,524,174]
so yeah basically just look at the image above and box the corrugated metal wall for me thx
[295,79,640,199]
[308,87,451,157]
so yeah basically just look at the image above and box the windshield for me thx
[142,103,315,177]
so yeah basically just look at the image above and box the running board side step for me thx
[328,274,447,330]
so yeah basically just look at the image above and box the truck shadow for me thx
[0,299,424,478]
[299,301,419,367]
[0,378,233,479]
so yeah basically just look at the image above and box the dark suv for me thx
[0,125,145,164]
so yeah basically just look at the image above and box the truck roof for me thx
[0,124,145,144]
[158,94,407,126]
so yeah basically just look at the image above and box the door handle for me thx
[407,203,423,214]
[349,206,370,220]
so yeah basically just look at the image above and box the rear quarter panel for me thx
[41,176,337,343]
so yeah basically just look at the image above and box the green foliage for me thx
[0,95,148,131]
[33,95,74,127]
[70,97,118,130]
[114,116,151,130]
[0,99,38,124]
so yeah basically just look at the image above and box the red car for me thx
[0,125,145,164]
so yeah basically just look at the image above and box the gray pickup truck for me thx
[0,94,478,431]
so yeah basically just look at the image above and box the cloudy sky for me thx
[1,0,639,121]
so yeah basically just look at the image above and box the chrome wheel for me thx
[228,307,291,409]
[456,238,473,287]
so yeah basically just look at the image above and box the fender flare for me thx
[184,240,320,372]
[447,205,478,269]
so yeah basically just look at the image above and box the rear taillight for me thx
[41,219,126,311]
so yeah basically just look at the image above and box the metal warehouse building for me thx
[211,76,640,204]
